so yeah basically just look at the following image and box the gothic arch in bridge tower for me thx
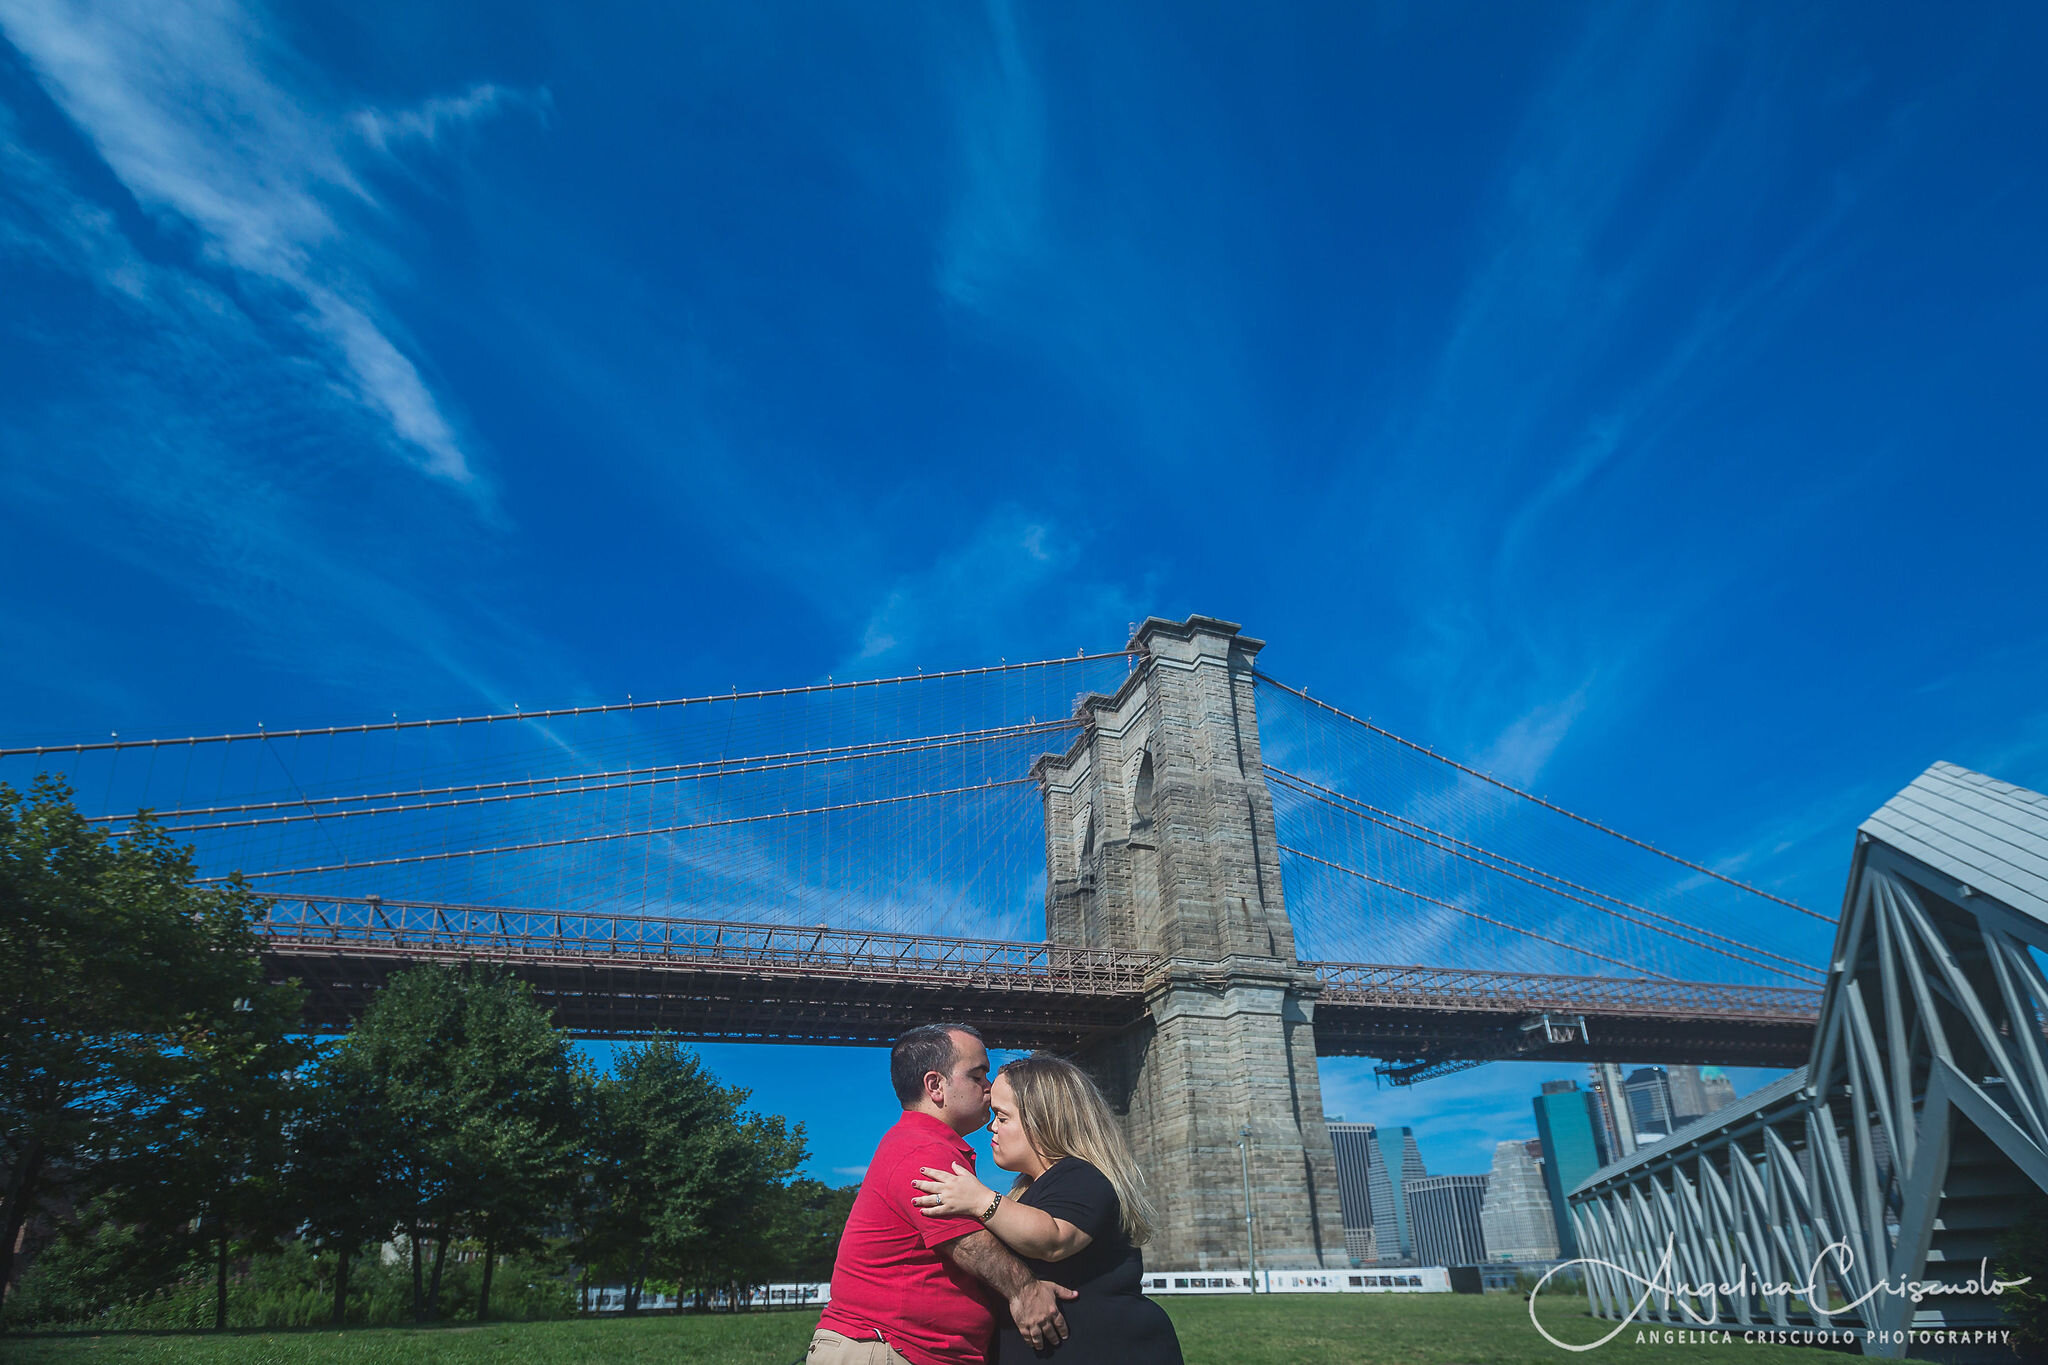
[1031,615,1346,1270]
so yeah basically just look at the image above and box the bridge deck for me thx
[259,896,1818,1065]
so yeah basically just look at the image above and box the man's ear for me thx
[924,1069,946,1104]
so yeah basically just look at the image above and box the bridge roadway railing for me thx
[254,895,1818,1059]
[256,894,1154,987]
[255,894,1154,1044]
[1310,961,1820,1070]
[1310,961,1819,1021]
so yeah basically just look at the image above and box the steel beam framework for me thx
[257,894,1818,1063]
[1312,962,1816,1070]
[1567,837,2048,1359]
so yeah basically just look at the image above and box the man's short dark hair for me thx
[890,1023,983,1107]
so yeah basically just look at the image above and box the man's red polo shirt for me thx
[819,1110,995,1365]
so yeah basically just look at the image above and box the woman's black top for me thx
[993,1158,1183,1365]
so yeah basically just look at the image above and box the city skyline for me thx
[1325,1061,1753,1268]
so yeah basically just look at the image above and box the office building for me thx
[1479,1140,1558,1261]
[1590,1063,1630,1159]
[1407,1174,1488,1267]
[1666,1065,1712,1126]
[1343,1226,1377,1265]
[1366,1126,1428,1263]
[1624,1067,1675,1140]
[1700,1067,1738,1113]
[1328,1122,1377,1265]
[1533,1081,1608,1258]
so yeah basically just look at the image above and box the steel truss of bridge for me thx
[258,894,1819,1067]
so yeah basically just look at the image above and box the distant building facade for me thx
[1623,1067,1675,1140]
[1666,1065,1712,1126]
[1407,1174,1488,1267]
[1700,1067,1738,1113]
[1479,1140,1559,1261]
[1532,1081,1609,1259]
[1590,1064,1630,1159]
[1342,1226,1377,1265]
[1328,1121,1378,1265]
[1367,1126,1429,1263]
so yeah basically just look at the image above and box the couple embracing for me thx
[809,1024,1184,1365]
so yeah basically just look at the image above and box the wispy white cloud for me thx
[1332,2,1916,788]
[847,510,1150,674]
[352,82,546,154]
[1476,685,1591,789]
[0,0,539,488]
[935,0,1044,312]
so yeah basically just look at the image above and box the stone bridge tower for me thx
[1031,615,1346,1270]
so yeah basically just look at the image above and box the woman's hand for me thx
[912,1162,994,1219]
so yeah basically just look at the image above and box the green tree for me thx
[1996,1193,2047,1358]
[343,964,584,1322]
[773,1178,858,1283]
[94,979,308,1329]
[286,1040,405,1324]
[675,1108,808,1306]
[585,1039,810,1310]
[1,776,286,1312]
[583,1040,727,1311]
[455,980,590,1321]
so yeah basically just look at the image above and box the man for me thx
[811,1023,1076,1365]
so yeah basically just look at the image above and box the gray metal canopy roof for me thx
[1860,759,2048,925]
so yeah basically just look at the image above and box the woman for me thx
[911,1053,1184,1364]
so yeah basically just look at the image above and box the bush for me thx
[2,1209,191,1329]
[3,1234,578,1332]
[1513,1267,1583,1296]
[1995,1195,2047,1359]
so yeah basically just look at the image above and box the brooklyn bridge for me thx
[3,615,1836,1273]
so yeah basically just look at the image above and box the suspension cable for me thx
[201,777,1035,883]
[102,720,1079,835]
[7,651,1133,757]
[1254,671,1831,922]
[1278,844,1675,980]
[1266,767,1823,982]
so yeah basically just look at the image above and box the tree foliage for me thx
[339,964,586,1321]
[1996,1193,2048,1356]
[5,780,855,1333]
[286,1037,405,1325]
[1,776,299,1317]
[582,1039,815,1310]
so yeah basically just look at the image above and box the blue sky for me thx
[4,1,2046,1180]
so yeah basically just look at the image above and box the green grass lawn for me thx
[5,1294,1948,1364]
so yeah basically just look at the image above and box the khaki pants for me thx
[806,1328,914,1365]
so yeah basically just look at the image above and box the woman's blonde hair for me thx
[999,1053,1156,1245]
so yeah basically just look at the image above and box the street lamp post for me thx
[1237,1126,1257,1292]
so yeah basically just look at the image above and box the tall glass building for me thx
[1623,1066,1675,1140]
[1532,1080,1608,1258]
[1327,1121,1378,1265]
[1365,1125,1428,1263]
[1406,1174,1488,1267]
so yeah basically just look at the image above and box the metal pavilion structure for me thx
[1567,762,2048,1361]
